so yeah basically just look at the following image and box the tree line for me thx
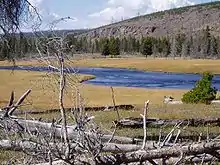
[66,26,220,59]
[1,26,220,60]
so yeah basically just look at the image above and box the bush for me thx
[182,72,217,104]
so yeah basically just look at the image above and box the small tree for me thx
[182,72,217,104]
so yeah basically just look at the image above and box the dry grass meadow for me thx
[0,58,220,162]
[1,57,220,73]
[0,57,220,116]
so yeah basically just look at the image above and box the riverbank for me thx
[1,69,220,118]
[1,57,220,74]
[0,70,186,111]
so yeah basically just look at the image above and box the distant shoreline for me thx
[1,57,220,74]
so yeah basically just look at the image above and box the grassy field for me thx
[1,57,220,74]
[0,70,96,110]
[2,68,220,139]
[0,70,186,110]
[0,69,220,119]
[0,58,220,162]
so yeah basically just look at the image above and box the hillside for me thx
[80,1,220,39]
[23,29,89,37]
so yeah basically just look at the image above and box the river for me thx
[0,66,220,90]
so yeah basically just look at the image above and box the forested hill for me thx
[79,1,220,39]
[1,2,220,60]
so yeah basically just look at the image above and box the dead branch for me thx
[8,89,32,116]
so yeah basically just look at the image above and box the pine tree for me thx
[122,37,128,53]
[109,37,120,56]
[200,26,211,58]
[136,40,140,53]
[141,37,153,57]
[216,37,220,58]
[175,33,186,57]
[131,37,136,54]
[181,38,190,58]
[171,37,177,59]
[101,38,110,56]
[210,36,218,58]
[161,37,170,57]
[94,39,99,52]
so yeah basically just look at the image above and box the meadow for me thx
[0,57,220,122]
[0,57,220,163]
[0,57,220,114]
[1,57,220,74]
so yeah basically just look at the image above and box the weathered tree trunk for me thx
[0,116,142,144]
[96,142,220,164]
[116,117,220,128]
[0,140,157,153]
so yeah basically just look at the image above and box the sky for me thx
[27,0,218,31]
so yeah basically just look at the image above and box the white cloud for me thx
[26,0,79,30]
[89,6,125,20]
[149,0,194,11]
[87,0,195,28]
[108,0,145,10]
[51,13,59,19]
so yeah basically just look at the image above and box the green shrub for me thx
[182,72,217,104]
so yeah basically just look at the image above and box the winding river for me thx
[0,65,220,90]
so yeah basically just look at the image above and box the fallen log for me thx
[1,139,220,165]
[96,141,220,164]
[116,117,220,128]
[0,116,142,144]
[0,140,156,153]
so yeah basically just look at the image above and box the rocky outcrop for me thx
[79,2,220,39]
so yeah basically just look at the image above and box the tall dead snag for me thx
[110,86,120,120]
[141,100,149,150]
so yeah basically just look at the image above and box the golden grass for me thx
[72,58,220,74]
[0,70,96,110]
[0,69,187,110]
[1,58,220,161]
[1,57,220,74]
[1,69,220,120]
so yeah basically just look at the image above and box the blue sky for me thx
[28,0,218,30]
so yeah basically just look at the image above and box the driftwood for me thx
[96,141,220,164]
[0,116,142,144]
[1,139,220,164]
[116,117,220,128]
[0,140,158,153]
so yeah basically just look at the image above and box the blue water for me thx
[0,65,220,90]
